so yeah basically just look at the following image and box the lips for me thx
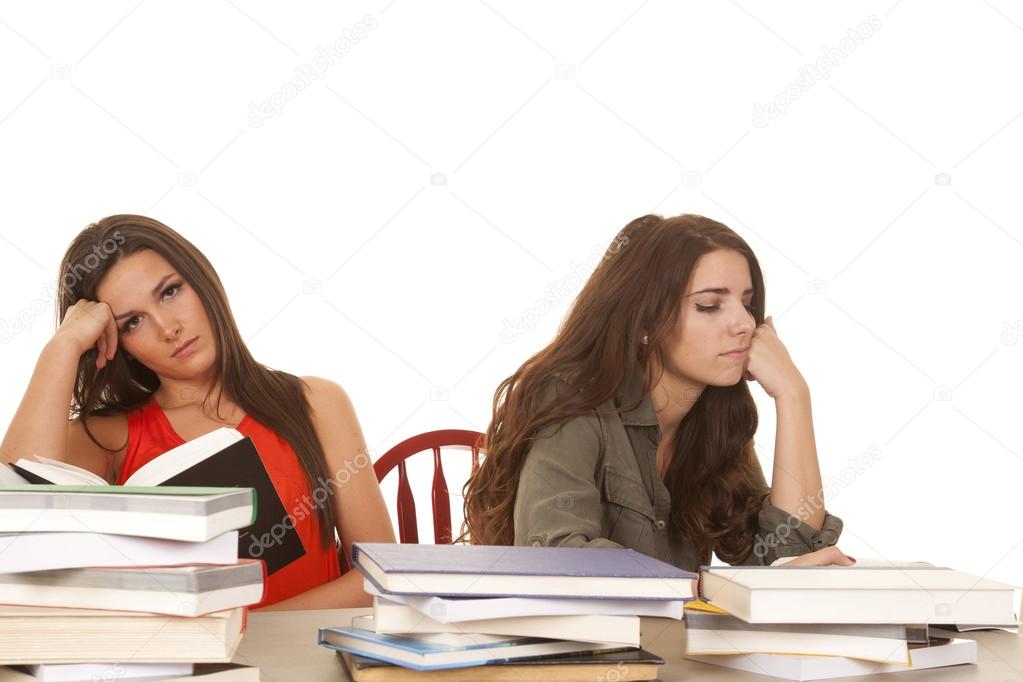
[172,336,198,358]
[721,347,748,357]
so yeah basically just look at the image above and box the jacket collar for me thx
[615,368,659,427]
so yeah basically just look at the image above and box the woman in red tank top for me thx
[41,215,396,609]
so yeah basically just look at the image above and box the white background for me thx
[1,2,1021,592]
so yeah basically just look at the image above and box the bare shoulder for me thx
[69,413,128,450]
[67,412,129,482]
[300,376,358,422]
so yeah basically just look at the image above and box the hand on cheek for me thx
[743,317,806,399]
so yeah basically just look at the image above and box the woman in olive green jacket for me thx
[463,214,851,571]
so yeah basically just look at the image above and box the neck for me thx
[154,374,223,410]
[648,365,705,441]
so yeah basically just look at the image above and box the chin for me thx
[705,369,746,388]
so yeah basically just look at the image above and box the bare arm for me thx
[1,299,120,478]
[745,317,826,530]
[1,337,82,464]
[770,384,826,530]
[258,376,395,611]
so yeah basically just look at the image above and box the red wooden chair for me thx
[374,429,484,544]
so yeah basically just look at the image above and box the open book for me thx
[3,428,305,575]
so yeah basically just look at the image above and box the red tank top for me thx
[118,397,341,607]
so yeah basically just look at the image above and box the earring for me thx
[640,335,649,345]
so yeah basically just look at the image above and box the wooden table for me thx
[234,608,1023,681]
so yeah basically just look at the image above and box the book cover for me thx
[353,543,696,600]
[340,648,663,681]
[0,561,266,616]
[318,626,628,672]
[0,486,255,542]
[154,436,304,574]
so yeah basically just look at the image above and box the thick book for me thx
[0,606,246,664]
[686,636,977,681]
[684,609,909,664]
[0,530,238,573]
[0,486,253,543]
[1,664,259,682]
[363,579,685,621]
[353,543,696,600]
[0,561,265,617]
[338,648,664,681]
[317,625,628,672]
[369,599,641,647]
[699,565,1018,625]
[23,662,192,681]
[7,428,305,574]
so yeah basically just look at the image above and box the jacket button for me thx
[656,520,666,530]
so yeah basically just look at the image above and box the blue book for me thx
[352,543,696,600]
[317,626,626,671]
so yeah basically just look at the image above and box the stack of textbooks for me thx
[684,560,1019,680]
[0,429,287,682]
[317,543,698,680]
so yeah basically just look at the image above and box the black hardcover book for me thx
[159,436,305,574]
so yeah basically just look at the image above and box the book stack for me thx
[317,543,698,680]
[0,429,286,682]
[684,560,1019,680]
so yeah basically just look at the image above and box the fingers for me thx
[104,304,118,360]
[96,334,107,368]
[784,546,855,567]
[821,546,855,566]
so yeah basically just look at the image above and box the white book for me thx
[701,566,1017,625]
[9,429,243,487]
[352,615,516,647]
[25,662,192,681]
[371,597,641,647]
[686,637,977,681]
[0,531,238,573]
[0,607,246,664]
[363,578,684,622]
[0,562,264,617]
[0,664,258,682]
[0,487,254,543]
[685,610,909,664]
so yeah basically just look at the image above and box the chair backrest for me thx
[374,429,484,544]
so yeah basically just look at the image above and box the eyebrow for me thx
[113,273,176,321]
[686,287,754,297]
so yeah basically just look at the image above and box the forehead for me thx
[687,249,752,290]
[95,249,176,304]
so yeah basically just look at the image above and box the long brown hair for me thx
[462,214,770,563]
[58,215,337,549]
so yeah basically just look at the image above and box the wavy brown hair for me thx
[462,214,770,564]
[58,215,337,549]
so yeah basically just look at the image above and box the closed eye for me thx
[696,303,755,313]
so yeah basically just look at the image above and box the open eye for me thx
[121,316,141,334]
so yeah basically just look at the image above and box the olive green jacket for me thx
[512,372,843,570]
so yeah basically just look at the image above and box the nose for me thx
[154,313,181,341]
[732,303,755,338]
